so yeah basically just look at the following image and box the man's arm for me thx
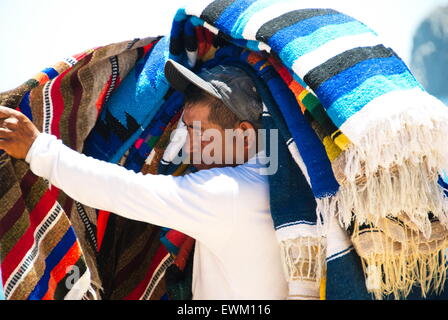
[0,106,236,244]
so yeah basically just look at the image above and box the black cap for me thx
[164,59,263,128]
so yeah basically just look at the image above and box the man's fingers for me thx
[0,127,13,138]
[0,106,14,118]
[0,107,27,125]
[1,117,19,129]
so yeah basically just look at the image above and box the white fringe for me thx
[334,90,448,234]
[316,196,338,237]
[352,223,448,300]
[279,237,326,285]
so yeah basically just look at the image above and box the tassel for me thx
[333,91,448,233]
[279,237,326,299]
[351,219,448,300]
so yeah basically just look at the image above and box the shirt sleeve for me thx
[25,133,237,245]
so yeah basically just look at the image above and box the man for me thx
[0,60,288,300]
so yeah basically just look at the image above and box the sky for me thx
[1,0,447,92]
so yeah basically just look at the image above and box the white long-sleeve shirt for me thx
[25,132,288,300]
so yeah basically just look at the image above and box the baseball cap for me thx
[164,59,263,128]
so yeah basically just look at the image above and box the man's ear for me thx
[238,121,257,149]
[238,121,254,131]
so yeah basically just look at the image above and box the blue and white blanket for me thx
[143,0,448,300]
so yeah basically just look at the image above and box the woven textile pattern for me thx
[0,37,159,299]
[1,0,448,300]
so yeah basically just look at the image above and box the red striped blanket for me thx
[0,37,159,299]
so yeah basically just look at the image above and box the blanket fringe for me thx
[351,221,448,300]
[333,94,448,234]
[328,92,448,299]
[81,281,103,300]
[316,197,338,237]
[279,237,326,287]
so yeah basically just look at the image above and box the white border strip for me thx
[4,202,63,299]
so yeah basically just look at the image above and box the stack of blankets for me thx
[1,0,448,300]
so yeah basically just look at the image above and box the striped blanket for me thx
[0,37,163,299]
[165,0,448,299]
[0,31,195,299]
[1,0,448,300]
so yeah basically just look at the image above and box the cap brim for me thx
[164,59,222,99]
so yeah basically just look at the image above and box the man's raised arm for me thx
[0,106,236,244]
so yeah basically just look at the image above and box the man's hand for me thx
[0,106,40,160]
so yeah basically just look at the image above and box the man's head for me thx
[164,60,264,171]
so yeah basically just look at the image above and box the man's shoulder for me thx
[207,164,269,196]
[184,163,267,192]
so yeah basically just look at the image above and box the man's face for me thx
[183,102,229,171]
[182,102,253,171]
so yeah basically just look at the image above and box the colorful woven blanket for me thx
[160,0,448,300]
[1,0,448,300]
[0,37,165,299]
